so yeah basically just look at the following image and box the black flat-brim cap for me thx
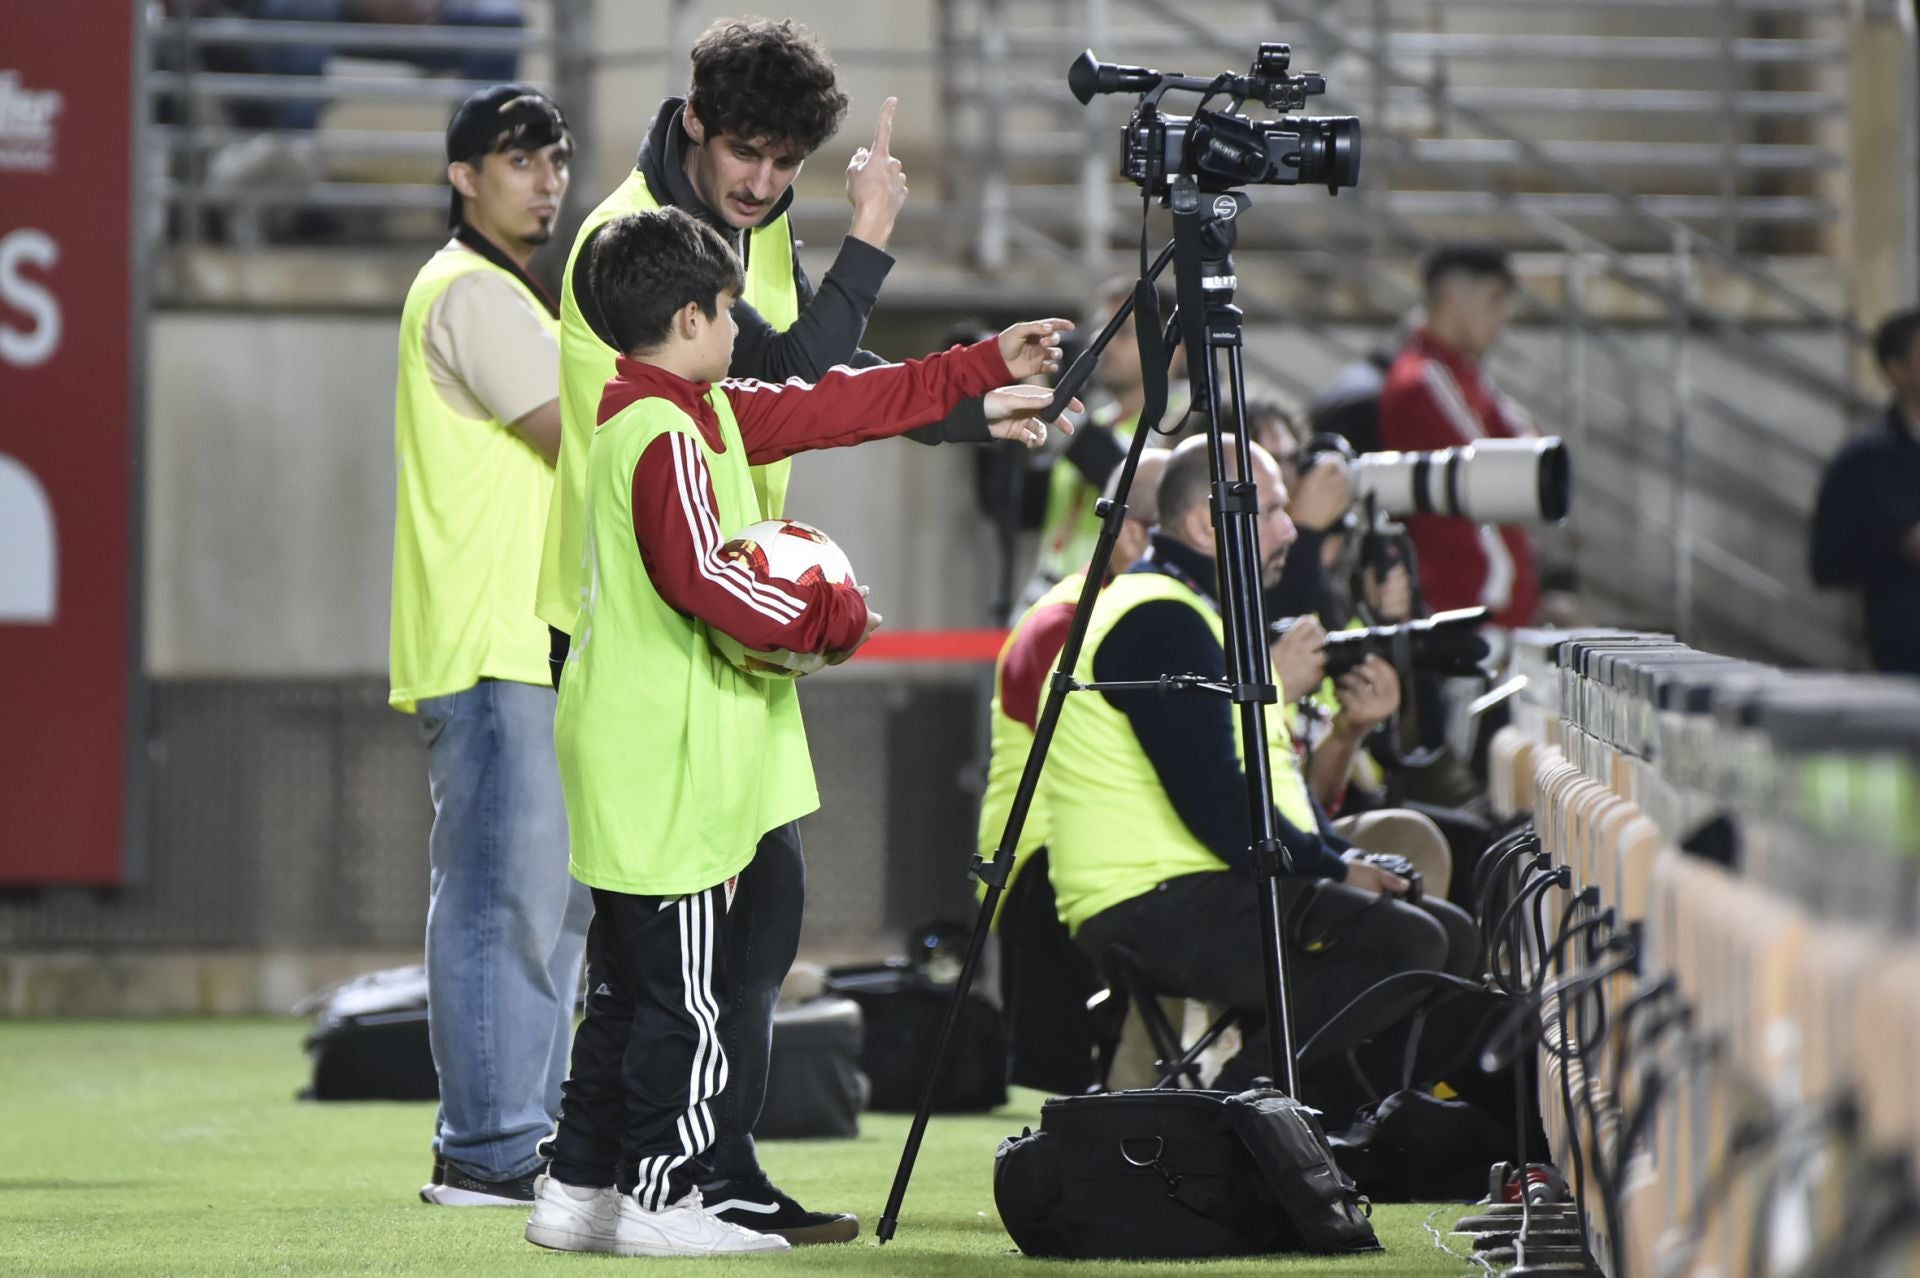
[444,83,570,227]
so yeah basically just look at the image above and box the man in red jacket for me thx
[1377,244,1540,628]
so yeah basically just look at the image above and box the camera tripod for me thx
[878,175,1317,1243]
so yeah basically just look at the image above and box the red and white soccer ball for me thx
[709,518,860,678]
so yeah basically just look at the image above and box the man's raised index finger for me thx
[872,97,898,154]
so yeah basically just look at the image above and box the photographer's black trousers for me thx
[1074,871,1475,1099]
[545,823,802,1202]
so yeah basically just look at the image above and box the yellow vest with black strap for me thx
[535,170,800,633]
[1045,569,1320,933]
[389,246,559,712]
[976,571,1086,923]
[555,388,815,894]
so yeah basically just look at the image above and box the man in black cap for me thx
[389,84,591,1208]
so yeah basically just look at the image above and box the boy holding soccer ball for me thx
[527,205,1074,1257]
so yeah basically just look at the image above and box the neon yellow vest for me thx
[536,170,800,633]
[1045,570,1319,932]
[977,571,1086,922]
[1035,406,1139,584]
[555,388,816,894]
[389,246,558,713]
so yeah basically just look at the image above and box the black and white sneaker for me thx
[419,1161,538,1207]
[701,1176,860,1244]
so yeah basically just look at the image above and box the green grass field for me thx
[0,1020,1482,1276]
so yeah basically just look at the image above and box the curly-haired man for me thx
[532,18,994,1246]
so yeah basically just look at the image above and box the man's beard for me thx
[524,222,553,246]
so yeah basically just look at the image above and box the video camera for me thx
[1275,607,1492,682]
[1067,45,1361,196]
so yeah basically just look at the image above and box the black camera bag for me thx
[994,1088,1380,1260]
[756,996,868,1140]
[822,962,1008,1113]
[297,966,437,1102]
[1329,1087,1511,1201]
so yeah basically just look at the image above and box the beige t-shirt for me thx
[423,241,559,427]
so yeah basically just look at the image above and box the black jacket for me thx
[1810,407,1920,674]
[569,100,989,445]
[1091,532,1353,881]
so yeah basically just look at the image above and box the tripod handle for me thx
[1040,349,1102,424]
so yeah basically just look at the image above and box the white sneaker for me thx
[613,1187,792,1256]
[524,1174,622,1253]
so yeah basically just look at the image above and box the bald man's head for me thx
[1158,435,1298,586]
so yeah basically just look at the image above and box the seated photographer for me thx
[1178,392,1351,624]
[1318,537,1501,890]
[1259,403,1354,629]
[1270,542,1456,902]
[980,449,1173,1092]
[1045,435,1477,1093]
[1222,405,1458,896]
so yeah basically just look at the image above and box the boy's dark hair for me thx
[1423,242,1515,296]
[686,18,848,157]
[590,208,744,355]
[1873,306,1920,373]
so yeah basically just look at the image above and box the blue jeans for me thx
[418,677,591,1181]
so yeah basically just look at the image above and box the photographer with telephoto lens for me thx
[1377,244,1543,629]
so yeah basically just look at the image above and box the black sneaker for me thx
[701,1176,860,1244]
[420,1161,538,1207]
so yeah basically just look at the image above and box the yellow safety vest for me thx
[1045,570,1319,932]
[556,388,816,894]
[389,246,558,712]
[977,572,1087,921]
[536,170,800,633]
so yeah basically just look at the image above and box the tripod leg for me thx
[1218,339,1303,1097]
[877,247,1186,1243]
[875,879,1002,1243]
[1166,186,1303,1093]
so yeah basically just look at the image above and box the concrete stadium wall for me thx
[147,310,1868,677]
[145,308,996,678]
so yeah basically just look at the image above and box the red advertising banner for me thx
[0,11,138,885]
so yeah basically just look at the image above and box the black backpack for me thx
[297,966,437,1102]
[993,1088,1380,1260]
[822,961,1008,1113]
[756,997,869,1140]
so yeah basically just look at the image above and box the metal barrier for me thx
[0,668,991,961]
[149,2,592,248]
[1484,628,1920,1274]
